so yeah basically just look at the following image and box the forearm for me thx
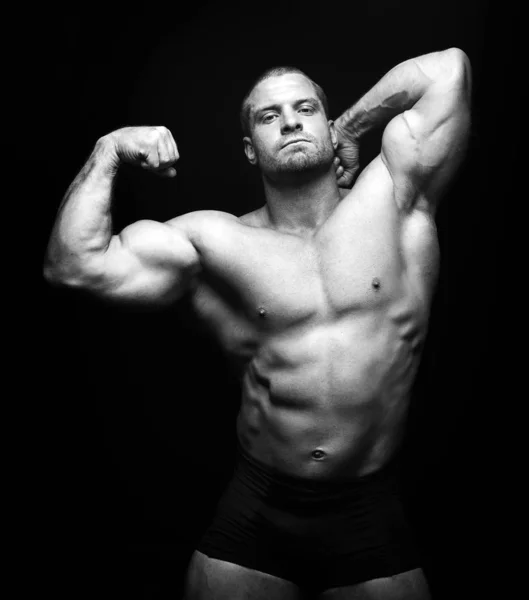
[335,47,464,139]
[44,136,119,284]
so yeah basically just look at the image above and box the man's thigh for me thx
[317,568,432,600]
[183,550,305,600]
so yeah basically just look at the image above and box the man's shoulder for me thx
[166,209,241,233]
[238,206,268,228]
[165,209,263,249]
[183,206,268,229]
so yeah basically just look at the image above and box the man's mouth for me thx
[282,138,310,148]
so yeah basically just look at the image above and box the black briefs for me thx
[196,441,421,593]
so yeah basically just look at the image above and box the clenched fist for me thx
[105,126,179,178]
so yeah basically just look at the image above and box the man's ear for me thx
[243,137,257,165]
[328,120,338,150]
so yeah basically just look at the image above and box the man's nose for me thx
[280,111,303,135]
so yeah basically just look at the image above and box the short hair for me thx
[240,66,329,137]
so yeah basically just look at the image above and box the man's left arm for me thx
[335,47,472,212]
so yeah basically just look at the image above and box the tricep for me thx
[382,53,472,211]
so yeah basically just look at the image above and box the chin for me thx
[284,154,333,175]
[279,151,321,172]
[258,147,333,180]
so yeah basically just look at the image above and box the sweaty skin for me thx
[185,156,439,480]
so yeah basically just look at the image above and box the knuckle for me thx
[148,127,161,140]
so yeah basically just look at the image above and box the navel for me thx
[257,306,267,318]
[311,449,326,460]
[371,277,381,290]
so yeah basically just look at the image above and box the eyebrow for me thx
[253,97,320,119]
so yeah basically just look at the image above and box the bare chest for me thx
[190,202,434,338]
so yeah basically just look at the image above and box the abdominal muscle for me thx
[236,313,421,480]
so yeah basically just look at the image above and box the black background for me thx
[23,1,516,598]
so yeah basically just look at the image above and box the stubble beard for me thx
[258,141,334,183]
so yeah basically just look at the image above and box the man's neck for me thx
[262,169,342,235]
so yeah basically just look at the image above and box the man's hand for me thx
[334,124,361,188]
[106,126,179,178]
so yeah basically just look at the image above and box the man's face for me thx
[243,73,337,180]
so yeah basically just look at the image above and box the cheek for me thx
[320,128,334,147]
[255,134,275,157]
[309,121,329,142]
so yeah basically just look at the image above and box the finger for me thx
[157,127,178,164]
[341,173,353,187]
[156,167,177,178]
[141,148,160,170]
[168,137,179,165]
[161,132,179,169]
[157,135,171,168]
[336,170,351,186]
[167,132,179,162]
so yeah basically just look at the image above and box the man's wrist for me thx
[94,134,121,174]
[334,114,362,142]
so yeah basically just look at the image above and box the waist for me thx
[233,438,401,508]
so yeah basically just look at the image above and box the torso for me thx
[187,156,439,479]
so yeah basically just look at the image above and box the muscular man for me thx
[44,47,472,599]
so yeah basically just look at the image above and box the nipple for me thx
[311,449,326,460]
[258,307,267,318]
[371,277,381,290]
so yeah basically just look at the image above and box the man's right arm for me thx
[43,126,201,307]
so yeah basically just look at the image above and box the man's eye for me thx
[299,106,315,114]
[263,114,277,123]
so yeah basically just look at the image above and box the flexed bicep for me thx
[94,218,201,306]
[44,125,186,295]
